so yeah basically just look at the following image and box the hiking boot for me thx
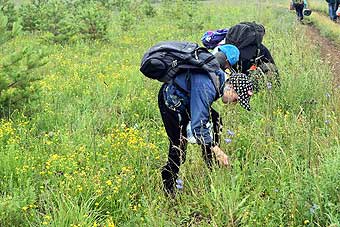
[162,178,176,198]
[161,167,177,198]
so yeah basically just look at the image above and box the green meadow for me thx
[0,0,339,226]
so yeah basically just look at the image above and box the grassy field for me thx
[13,0,29,6]
[309,11,340,45]
[306,0,340,46]
[1,0,339,226]
[308,0,329,14]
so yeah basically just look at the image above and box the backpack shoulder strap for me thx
[179,47,222,99]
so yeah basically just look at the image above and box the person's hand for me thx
[212,146,230,167]
[221,84,238,104]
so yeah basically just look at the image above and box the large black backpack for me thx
[140,41,222,98]
[225,22,265,59]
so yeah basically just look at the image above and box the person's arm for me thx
[190,73,215,145]
[304,0,308,8]
[190,73,230,167]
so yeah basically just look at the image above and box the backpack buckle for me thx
[194,49,199,60]
[171,60,178,67]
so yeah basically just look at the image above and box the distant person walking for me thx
[326,0,340,21]
[292,0,305,21]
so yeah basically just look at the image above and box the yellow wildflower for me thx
[106,180,112,186]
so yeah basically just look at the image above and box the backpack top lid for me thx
[201,28,229,49]
[225,22,265,49]
[140,41,223,99]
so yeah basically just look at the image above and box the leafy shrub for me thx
[76,1,110,40]
[119,10,135,31]
[0,13,47,118]
[19,0,75,36]
[18,0,41,32]
[140,0,156,17]
[0,0,17,30]
[117,0,156,31]
[99,0,130,10]
[19,0,110,43]
[18,0,157,41]
[161,0,204,32]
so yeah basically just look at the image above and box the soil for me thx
[305,25,340,87]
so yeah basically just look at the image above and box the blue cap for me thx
[218,44,240,66]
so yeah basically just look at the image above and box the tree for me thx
[0,12,47,118]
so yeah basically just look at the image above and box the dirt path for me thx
[305,25,340,87]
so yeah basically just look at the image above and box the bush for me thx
[0,0,17,30]
[140,0,156,17]
[161,0,204,32]
[119,10,135,31]
[117,0,156,31]
[19,0,111,43]
[18,0,41,32]
[0,13,47,118]
[76,1,110,40]
[19,0,157,37]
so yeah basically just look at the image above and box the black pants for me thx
[294,3,304,21]
[158,84,222,193]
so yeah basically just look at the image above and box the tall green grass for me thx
[308,0,329,15]
[0,0,339,226]
[309,11,340,46]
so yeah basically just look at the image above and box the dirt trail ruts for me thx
[305,25,340,87]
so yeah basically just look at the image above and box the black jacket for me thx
[233,44,275,74]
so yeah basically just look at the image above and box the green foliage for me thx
[0,13,47,118]
[18,0,40,32]
[309,11,340,46]
[0,189,36,225]
[0,0,17,30]
[248,62,281,93]
[75,1,110,40]
[117,0,157,31]
[100,0,156,15]
[100,0,131,10]
[315,147,340,223]
[140,0,156,17]
[19,0,157,39]
[119,10,136,30]
[19,0,111,43]
[161,0,204,32]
